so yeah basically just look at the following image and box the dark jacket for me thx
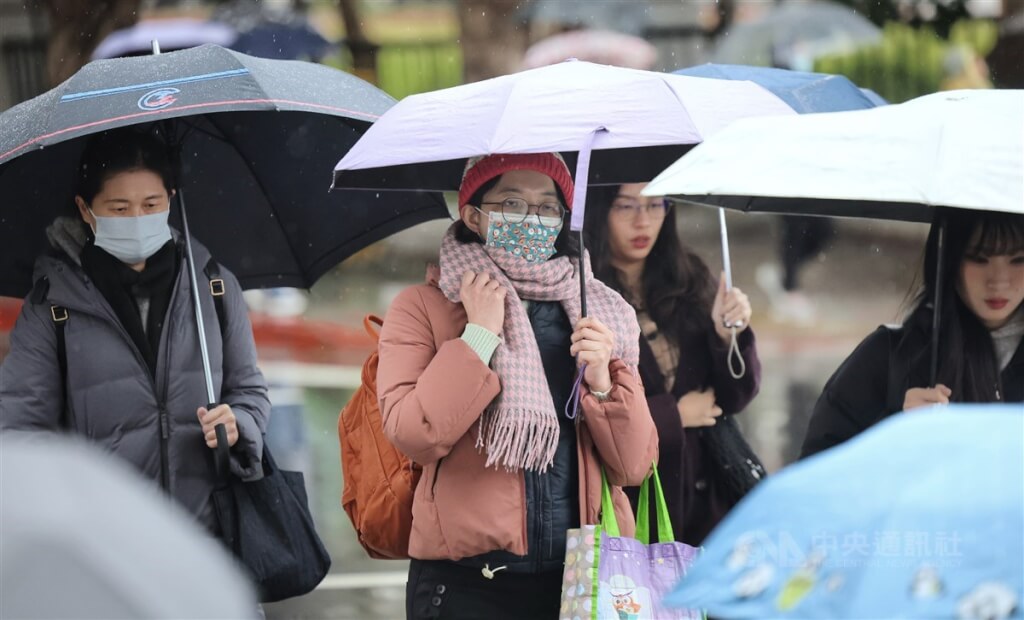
[633,322,761,546]
[801,318,1024,459]
[0,222,270,532]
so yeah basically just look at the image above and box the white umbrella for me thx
[644,89,1024,220]
[644,88,1024,385]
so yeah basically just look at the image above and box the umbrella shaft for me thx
[718,208,733,290]
[178,188,217,405]
[930,217,946,386]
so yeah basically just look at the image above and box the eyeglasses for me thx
[479,198,566,229]
[610,198,669,220]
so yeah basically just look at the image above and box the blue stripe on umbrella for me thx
[60,68,251,102]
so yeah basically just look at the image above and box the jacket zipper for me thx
[158,407,171,489]
[535,472,546,571]
[156,269,182,492]
[55,263,181,492]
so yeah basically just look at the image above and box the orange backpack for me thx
[338,315,421,559]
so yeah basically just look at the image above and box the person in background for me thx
[585,183,762,546]
[802,209,1024,457]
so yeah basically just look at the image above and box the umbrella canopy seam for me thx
[59,69,253,102]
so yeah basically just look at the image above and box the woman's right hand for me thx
[903,384,952,411]
[461,271,507,335]
[677,388,722,428]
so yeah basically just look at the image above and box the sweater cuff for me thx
[461,323,501,365]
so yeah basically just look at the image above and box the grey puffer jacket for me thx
[0,220,270,531]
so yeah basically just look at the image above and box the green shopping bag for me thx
[559,467,704,620]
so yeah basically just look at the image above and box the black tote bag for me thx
[212,427,331,603]
[701,413,767,505]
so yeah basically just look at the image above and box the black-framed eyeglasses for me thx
[479,198,566,228]
[610,198,670,220]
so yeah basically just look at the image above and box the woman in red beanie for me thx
[376,153,658,619]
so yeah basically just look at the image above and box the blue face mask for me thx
[89,209,172,264]
[482,211,563,263]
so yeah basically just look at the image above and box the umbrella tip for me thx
[151,39,161,55]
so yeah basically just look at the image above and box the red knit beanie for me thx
[458,153,575,210]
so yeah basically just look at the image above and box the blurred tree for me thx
[34,0,141,87]
[458,0,527,82]
[833,0,970,38]
[339,0,379,84]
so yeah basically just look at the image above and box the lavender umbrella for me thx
[332,60,796,315]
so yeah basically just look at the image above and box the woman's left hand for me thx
[197,404,239,448]
[571,317,615,393]
[712,273,752,342]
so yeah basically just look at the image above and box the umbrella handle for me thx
[727,327,746,380]
[213,420,230,480]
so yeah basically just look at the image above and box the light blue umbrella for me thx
[666,405,1024,619]
[674,63,883,114]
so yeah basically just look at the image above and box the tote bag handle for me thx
[635,464,675,545]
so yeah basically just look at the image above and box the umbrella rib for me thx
[201,113,308,275]
[656,79,701,142]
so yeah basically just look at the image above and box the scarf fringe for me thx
[477,408,560,473]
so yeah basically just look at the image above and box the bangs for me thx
[966,214,1024,257]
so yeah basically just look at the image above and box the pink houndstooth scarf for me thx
[438,223,640,472]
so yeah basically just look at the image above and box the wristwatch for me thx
[589,387,612,402]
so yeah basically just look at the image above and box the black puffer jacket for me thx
[801,313,1024,458]
[456,300,579,574]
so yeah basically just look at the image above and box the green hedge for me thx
[814,20,997,103]
[322,40,463,100]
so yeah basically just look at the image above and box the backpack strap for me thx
[51,305,70,428]
[364,315,383,343]
[34,276,71,428]
[203,258,228,341]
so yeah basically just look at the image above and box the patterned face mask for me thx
[480,211,562,263]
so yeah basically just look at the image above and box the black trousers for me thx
[406,559,563,620]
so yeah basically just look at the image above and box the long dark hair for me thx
[583,185,716,342]
[453,175,580,258]
[907,208,1024,401]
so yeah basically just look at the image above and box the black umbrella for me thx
[0,43,447,405]
[0,43,447,299]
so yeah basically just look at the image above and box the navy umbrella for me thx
[0,43,447,299]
